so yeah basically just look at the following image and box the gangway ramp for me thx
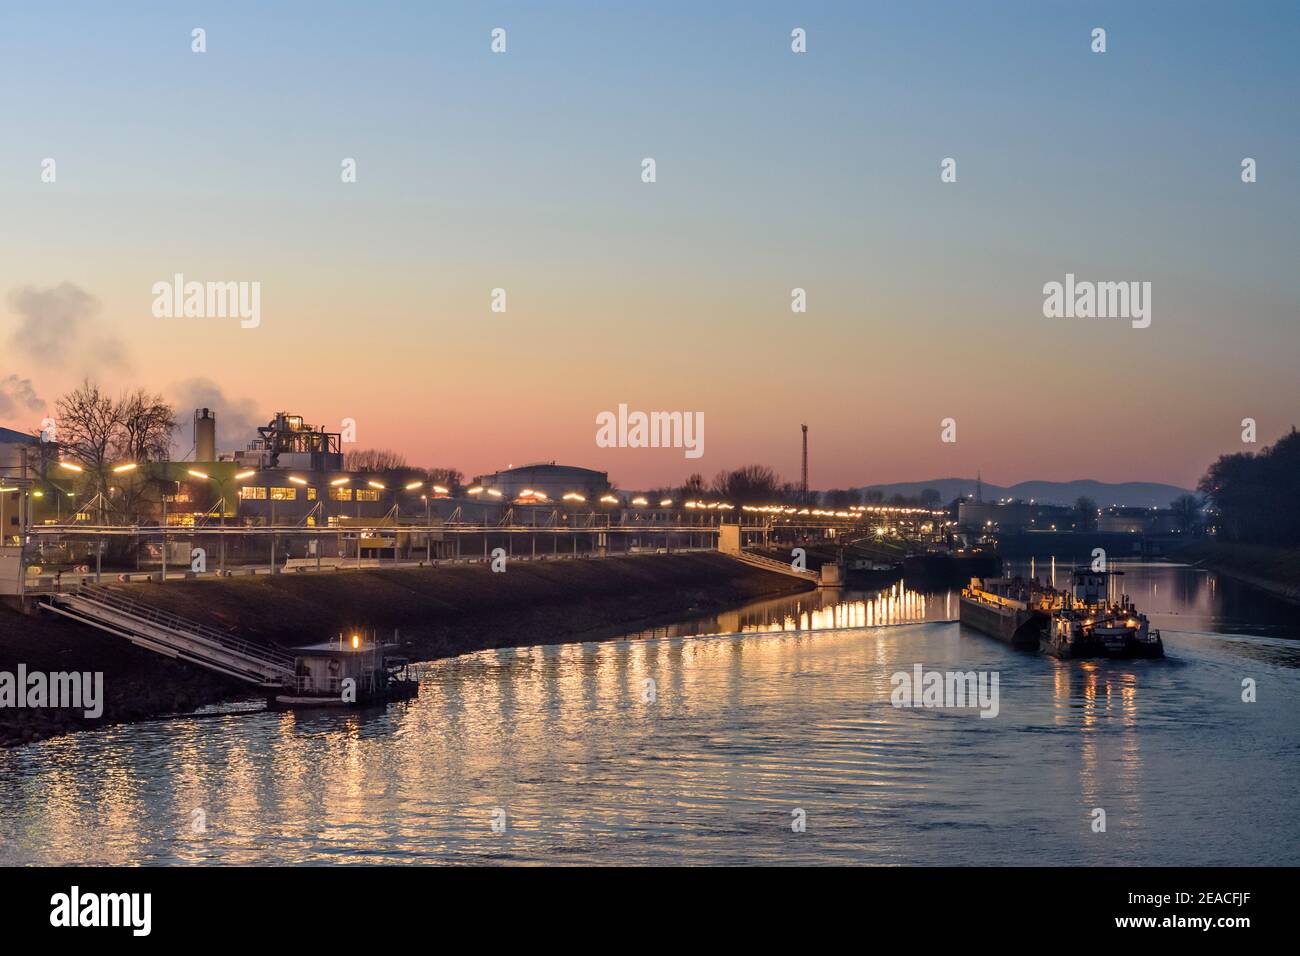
[41,584,295,687]
[728,550,820,583]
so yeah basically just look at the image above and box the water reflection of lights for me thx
[1051,660,1144,824]
[731,583,937,636]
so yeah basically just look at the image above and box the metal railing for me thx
[734,550,819,579]
[65,584,295,672]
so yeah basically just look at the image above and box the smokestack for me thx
[195,408,217,462]
[801,424,809,505]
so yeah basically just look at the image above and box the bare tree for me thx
[1170,493,1202,535]
[425,467,464,493]
[345,448,406,471]
[116,389,177,464]
[711,465,782,505]
[54,382,177,519]
[54,381,118,497]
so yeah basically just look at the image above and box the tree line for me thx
[1198,427,1300,544]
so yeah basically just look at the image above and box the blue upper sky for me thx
[2,2,1297,487]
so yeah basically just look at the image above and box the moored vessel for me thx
[272,632,420,708]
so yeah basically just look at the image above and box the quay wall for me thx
[0,553,811,746]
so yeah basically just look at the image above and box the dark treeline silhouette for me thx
[1198,427,1300,544]
[644,467,945,509]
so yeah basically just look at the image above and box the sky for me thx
[2,1,1297,491]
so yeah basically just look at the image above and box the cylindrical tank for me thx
[195,408,217,462]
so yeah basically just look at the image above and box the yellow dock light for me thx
[631,496,647,506]
[112,462,139,474]
[599,494,619,505]
[235,470,256,480]
[487,489,503,498]
[467,486,483,495]
[367,481,385,490]
[288,476,307,486]
[187,469,209,480]
[563,492,586,502]
[330,477,350,486]
[405,481,423,490]
[659,498,672,507]
[32,490,44,498]
[351,634,360,649]
[58,461,83,473]
[432,485,449,495]
[520,489,535,496]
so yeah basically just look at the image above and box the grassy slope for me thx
[1174,541,1300,602]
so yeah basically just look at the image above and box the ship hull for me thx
[958,595,1044,648]
[1042,635,1164,660]
[269,679,419,709]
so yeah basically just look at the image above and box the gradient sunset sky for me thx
[2,1,1297,491]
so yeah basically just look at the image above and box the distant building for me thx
[1098,507,1180,535]
[957,500,1082,535]
[0,426,39,479]
[1,428,42,538]
[470,462,612,505]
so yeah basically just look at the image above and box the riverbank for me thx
[1173,541,1300,604]
[0,553,811,747]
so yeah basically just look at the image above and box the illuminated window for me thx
[306,487,317,501]
[270,487,297,500]
[356,489,380,501]
[239,486,267,500]
[330,488,353,501]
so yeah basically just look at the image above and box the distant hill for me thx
[853,478,1193,509]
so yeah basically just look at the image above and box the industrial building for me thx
[0,427,40,541]
[10,409,624,559]
[469,462,614,506]
[957,500,1077,533]
[184,411,493,529]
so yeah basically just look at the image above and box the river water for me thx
[1,562,1296,865]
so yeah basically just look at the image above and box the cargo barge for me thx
[958,577,1052,648]
[960,569,1164,659]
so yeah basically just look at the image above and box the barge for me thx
[958,577,1052,648]
[960,569,1164,659]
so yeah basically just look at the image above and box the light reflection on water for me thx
[622,580,955,641]
[0,565,1296,865]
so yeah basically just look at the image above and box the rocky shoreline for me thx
[0,553,810,748]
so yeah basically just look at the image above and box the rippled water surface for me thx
[1,564,1296,865]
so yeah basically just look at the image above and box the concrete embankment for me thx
[0,553,811,746]
[1173,541,1300,604]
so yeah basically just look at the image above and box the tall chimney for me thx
[801,424,809,505]
[195,408,217,462]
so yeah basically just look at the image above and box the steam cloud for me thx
[169,378,263,457]
[5,282,129,372]
[0,374,46,421]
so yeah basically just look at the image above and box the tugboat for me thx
[272,631,420,708]
[1041,570,1164,659]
